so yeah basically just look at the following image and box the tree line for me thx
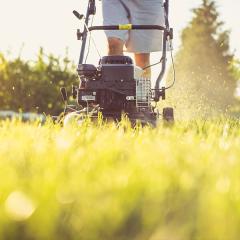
[0,48,77,115]
[0,0,239,117]
[166,0,239,118]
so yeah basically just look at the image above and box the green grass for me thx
[0,118,240,240]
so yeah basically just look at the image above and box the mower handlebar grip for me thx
[88,24,167,31]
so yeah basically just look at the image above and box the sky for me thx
[0,0,239,64]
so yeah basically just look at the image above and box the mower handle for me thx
[88,24,167,32]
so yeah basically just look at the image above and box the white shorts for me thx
[102,0,165,53]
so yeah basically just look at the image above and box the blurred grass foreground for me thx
[1,119,240,240]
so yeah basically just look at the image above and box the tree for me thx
[166,0,237,119]
[0,48,78,115]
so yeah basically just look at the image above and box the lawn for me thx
[0,118,240,240]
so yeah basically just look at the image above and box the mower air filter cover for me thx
[100,55,133,65]
[77,64,97,77]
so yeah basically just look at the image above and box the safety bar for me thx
[88,24,167,32]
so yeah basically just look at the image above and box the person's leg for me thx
[102,0,129,56]
[108,37,125,55]
[134,53,151,78]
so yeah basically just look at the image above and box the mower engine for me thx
[77,55,153,119]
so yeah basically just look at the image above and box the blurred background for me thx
[0,0,239,59]
[0,0,239,118]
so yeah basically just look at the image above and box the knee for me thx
[108,38,124,55]
[135,53,150,69]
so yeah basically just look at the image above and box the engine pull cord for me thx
[82,16,102,61]
[85,14,95,63]
[143,38,176,91]
[165,39,176,90]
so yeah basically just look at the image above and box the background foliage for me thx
[166,0,238,119]
[0,48,77,115]
[0,0,239,118]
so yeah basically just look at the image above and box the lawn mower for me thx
[60,0,175,126]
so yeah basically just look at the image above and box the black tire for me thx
[163,107,174,122]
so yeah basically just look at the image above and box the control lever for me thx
[60,87,68,103]
[72,85,77,99]
[73,10,84,20]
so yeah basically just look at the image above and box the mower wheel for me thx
[162,107,174,122]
